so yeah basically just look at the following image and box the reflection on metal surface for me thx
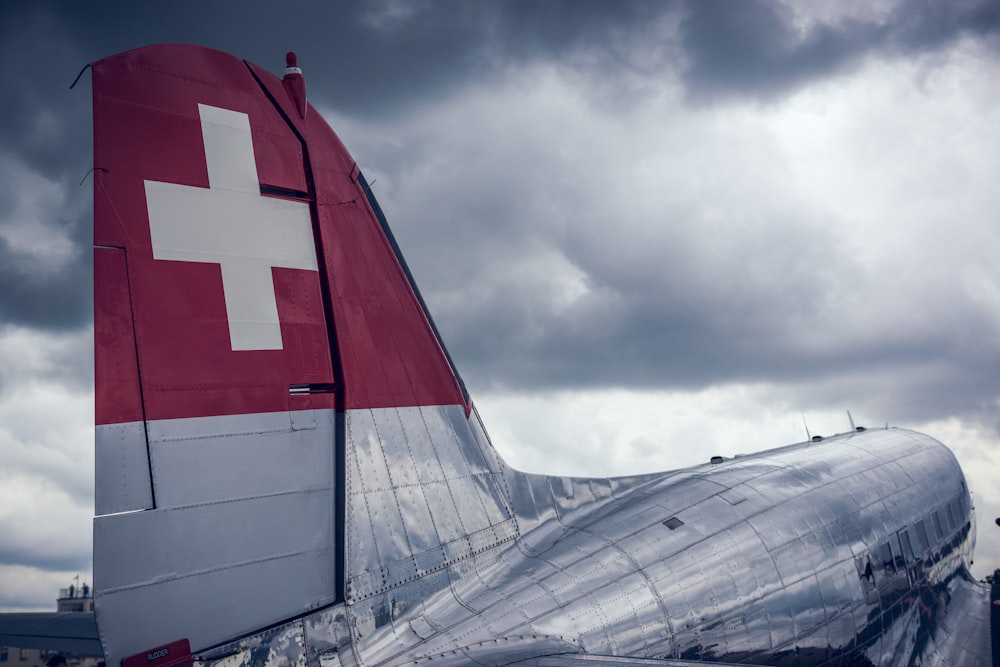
[330,406,986,665]
[95,410,338,663]
[196,408,989,667]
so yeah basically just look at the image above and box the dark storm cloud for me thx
[1,0,997,396]
[679,1,877,101]
[338,62,1000,433]
[2,0,996,150]
[0,8,91,182]
[0,8,93,332]
[330,0,1000,111]
[0,238,90,331]
[0,0,663,332]
[889,0,1000,51]
[12,1,669,118]
[18,0,995,124]
[679,0,1000,103]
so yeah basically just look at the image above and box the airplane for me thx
[0,43,992,667]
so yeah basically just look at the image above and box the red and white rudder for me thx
[92,44,511,666]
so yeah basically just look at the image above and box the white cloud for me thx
[477,386,1000,579]
[0,564,89,612]
[0,327,93,609]
[479,385,807,478]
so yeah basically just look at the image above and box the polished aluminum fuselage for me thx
[192,409,986,667]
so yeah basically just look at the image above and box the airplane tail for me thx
[92,44,514,665]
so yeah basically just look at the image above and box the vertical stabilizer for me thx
[92,44,511,665]
[92,45,340,665]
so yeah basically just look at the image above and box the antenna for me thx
[801,411,812,441]
[847,410,856,431]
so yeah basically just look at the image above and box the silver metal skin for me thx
[188,406,988,667]
[95,420,153,514]
[94,410,338,663]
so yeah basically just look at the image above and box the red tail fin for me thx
[92,44,477,665]
[94,43,466,425]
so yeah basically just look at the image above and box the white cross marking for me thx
[144,104,317,351]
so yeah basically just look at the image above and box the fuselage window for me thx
[889,533,906,570]
[946,500,960,531]
[898,529,915,562]
[910,519,930,556]
[939,507,950,535]
[857,555,876,593]
[931,510,945,541]
[958,492,970,516]
[876,541,895,574]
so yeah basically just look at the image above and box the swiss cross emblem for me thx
[143,104,317,351]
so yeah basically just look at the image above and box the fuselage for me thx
[336,422,979,666]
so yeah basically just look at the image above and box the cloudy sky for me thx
[2,0,1000,612]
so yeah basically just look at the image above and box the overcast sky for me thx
[2,0,1000,612]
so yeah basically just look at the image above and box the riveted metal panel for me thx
[95,421,153,515]
[145,409,334,508]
